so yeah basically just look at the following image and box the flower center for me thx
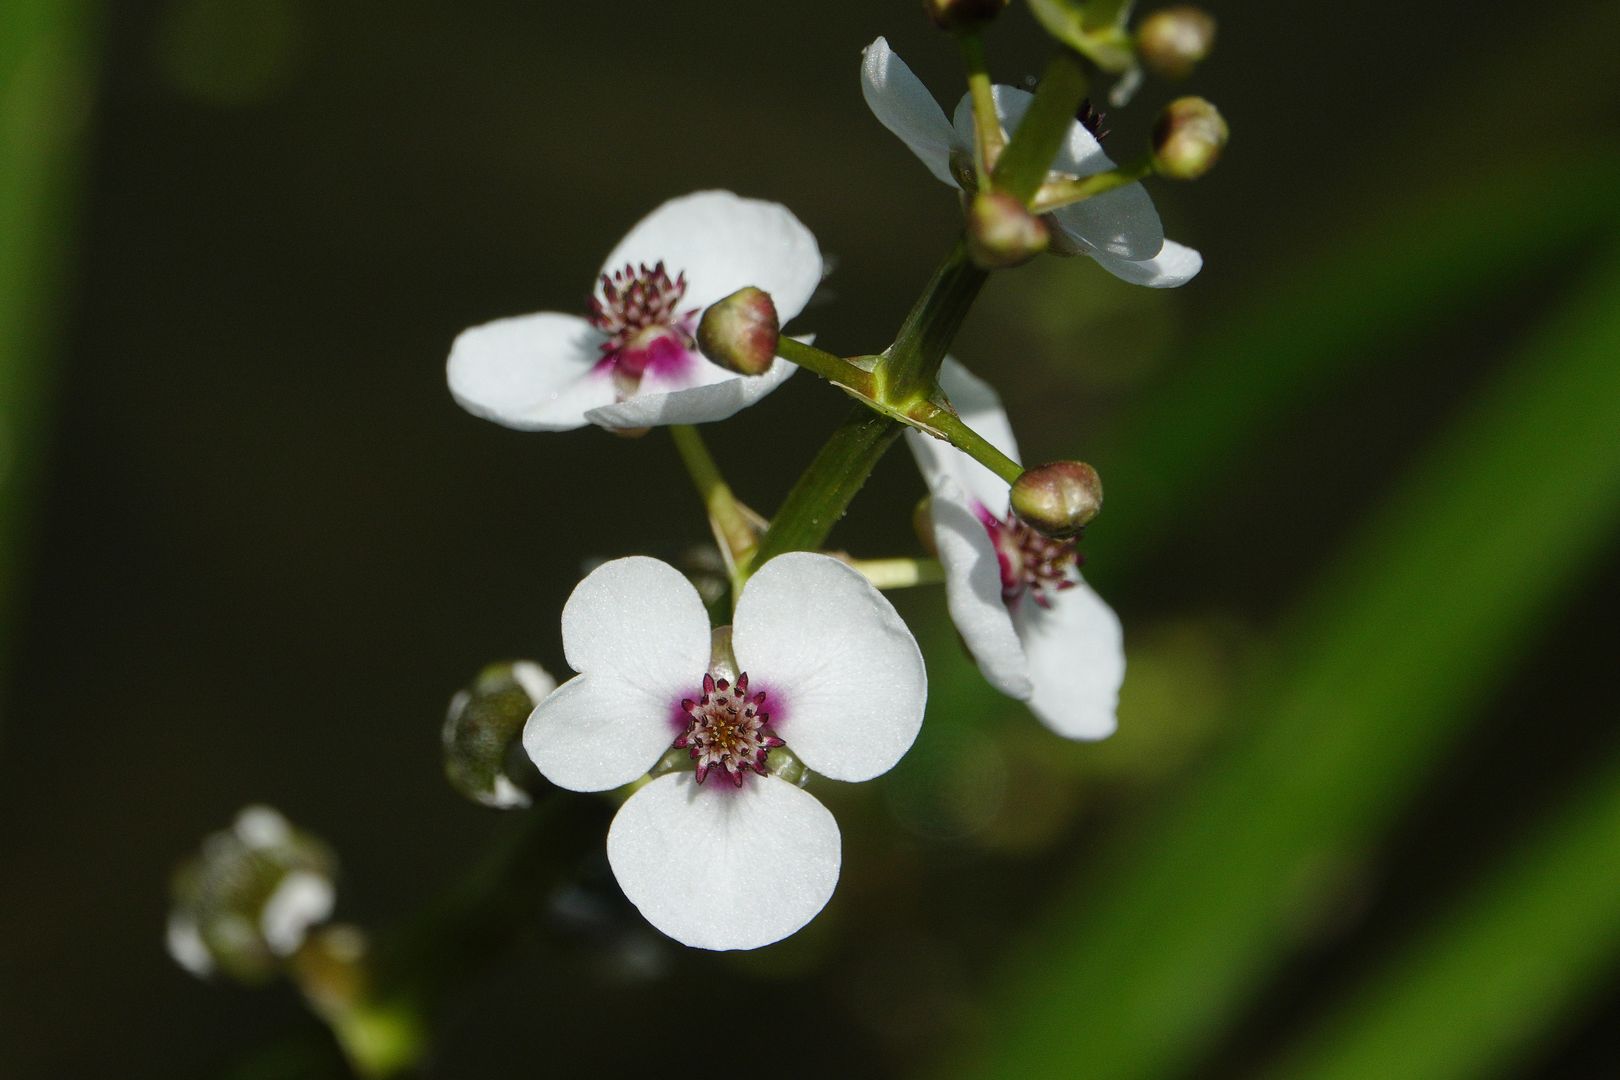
[675,672,783,787]
[586,261,699,394]
[981,507,1082,609]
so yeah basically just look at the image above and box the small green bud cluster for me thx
[167,806,338,983]
[443,660,553,809]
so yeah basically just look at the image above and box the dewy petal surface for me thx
[446,313,615,431]
[732,552,925,782]
[523,674,684,792]
[1013,577,1125,740]
[956,87,1166,261]
[561,556,712,698]
[860,37,960,186]
[583,356,797,429]
[927,479,1033,698]
[599,191,823,318]
[606,772,840,951]
[1089,239,1204,288]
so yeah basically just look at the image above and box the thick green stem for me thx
[878,238,987,406]
[992,49,1091,203]
[958,31,1003,184]
[670,424,756,577]
[747,407,903,571]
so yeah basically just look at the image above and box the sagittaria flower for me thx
[448,190,824,431]
[860,37,1201,288]
[523,552,926,950]
[909,360,1124,739]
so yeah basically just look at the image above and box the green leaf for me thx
[949,247,1620,1080]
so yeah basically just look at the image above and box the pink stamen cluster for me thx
[675,672,783,787]
[586,261,698,356]
[982,508,1082,609]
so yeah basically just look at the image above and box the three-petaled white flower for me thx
[448,190,824,431]
[909,360,1125,739]
[861,37,1201,289]
[523,552,926,950]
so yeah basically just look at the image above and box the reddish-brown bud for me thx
[1136,6,1216,80]
[966,191,1050,269]
[696,286,780,376]
[1010,461,1102,538]
[1152,96,1228,180]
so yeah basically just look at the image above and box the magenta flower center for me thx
[586,261,699,394]
[981,507,1082,609]
[675,672,783,788]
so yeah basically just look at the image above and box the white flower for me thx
[523,552,926,950]
[447,190,824,431]
[860,37,1201,289]
[908,359,1125,739]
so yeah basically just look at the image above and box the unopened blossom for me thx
[908,360,1124,739]
[523,552,926,950]
[860,37,1202,288]
[448,190,823,431]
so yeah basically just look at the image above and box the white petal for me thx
[599,191,823,320]
[166,914,213,977]
[259,870,334,956]
[447,313,615,431]
[861,37,961,187]
[960,87,1165,260]
[606,772,840,951]
[1088,239,1203,289]
[1013,577,1125,740]
[732,552,925,782]
[927,478,1031,698]
[522,674,684,792]
[560,556,712,696]
[584,355,797,429]
[907,357,1020,515]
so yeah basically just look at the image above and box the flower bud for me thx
[1152,96,1228,180]
[1136,6,1216,80]
[966,191,1050,269]
[913,495,939,557]
[1010,461,1102,538]
[166,806,338,983]
[923,0,1009,31]
[443,660,555,809]
[696,286,779,376]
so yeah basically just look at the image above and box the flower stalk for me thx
[959,31,1004,184]
[877,237,987,406]
[670,424,757,584]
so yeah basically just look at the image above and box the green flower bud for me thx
[967,191,1050,269]
[1152,96,1228,180]
[923,0,1009,31]
[166,806,338,983]
[1136,6,1216,80]
[696,286,780,377]
[442,660,555,809]
[1010,461,1103,538]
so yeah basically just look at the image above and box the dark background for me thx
[3,1,1618,1076]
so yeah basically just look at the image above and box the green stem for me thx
[775,336,875,397]
[878,238,987,406]
[670,425,756,576]
[847,557,945,590]
[918,402,1024,484]
[747,407,903,571]
[958,31,1003,185]
[1030,159,1151,213]
[991,48,1091,203]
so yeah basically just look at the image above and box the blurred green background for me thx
[3,0,1619,1076]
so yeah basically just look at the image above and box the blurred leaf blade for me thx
[0,1,97,680]
[951,245,1620,1080]
[1087,152,1620,574]
[1264,745,1620,1080]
